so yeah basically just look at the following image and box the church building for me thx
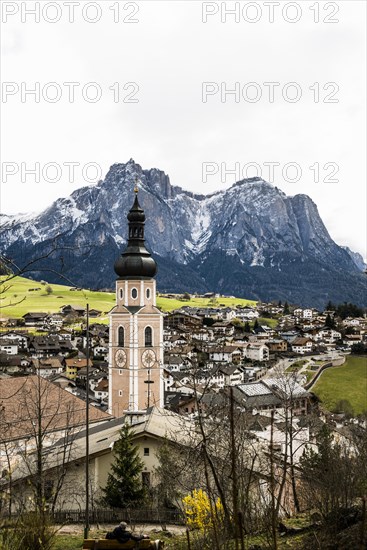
[108,184,164,417]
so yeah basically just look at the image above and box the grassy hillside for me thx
[0,276,257,322]
[312,355,367,415]
[0,276,115,321]
[156,295,256,311]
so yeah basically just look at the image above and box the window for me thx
[131,288,138,300]
[146,288,151,299]
[119,369,123,375]
[118,327,124,347]
[144,447,149,456]
[142,471,151,488]
[119,288,124,300]
[118,390,123,397]
[145,326,152,347]
[44,479,54,502]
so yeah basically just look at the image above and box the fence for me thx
[305,361,332,390]
[51,507,184,525]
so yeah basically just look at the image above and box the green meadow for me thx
[0,276,116,322]
[156,294,257,311]
[0,276,257,322]
[312,355,367,415]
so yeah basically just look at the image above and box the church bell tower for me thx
[108,181,164,417]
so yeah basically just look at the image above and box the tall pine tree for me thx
[325,313,335,328]
[244,321,251,333]
[102,423,145,508]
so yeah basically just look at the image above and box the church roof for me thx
[114,186,157,280]
[0,375,111,442]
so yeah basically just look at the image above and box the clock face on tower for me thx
[141,349,156,368]
[115,349,127,368]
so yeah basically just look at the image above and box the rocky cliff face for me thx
[1,159,366,308]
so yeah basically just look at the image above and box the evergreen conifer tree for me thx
[102,423,145,508]
[325,313,335,328]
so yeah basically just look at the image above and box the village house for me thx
[242,365,266,382]
[267,339,288,353]
[76,366,105,385]
[211,321,235,337]
[343,334,363,346]
[279,330,299,342]
[291,337,313,355]
[28,336,61,358]
[314,329,342,343]
[191,328,210,342]
[248,333,270,345]
[193,365,232,389]
[164,311,203,330]
[218,364,244,386]
[57,329,73,341]
[60,305,86,317]
[0,338,19,355]
[164,333,190,350]
[164,354,188,372]
[0,332,29,350]
[47,314,64,328]
[32,357,64,378]
[293,308,316,320]
[208,345,243,363]
[217,307,237,321]
[167,371,196,393]
[231,334,249,346]
[92,344,108,358]
[342,317,365,328]
[22,312,49,326]
[235,307,259,320]
[169,344,195,360]
[237,378,310,415]
[0,354,30,375]
[92,377,109,402]
[88,309,102,318]
[163,367,175,391]
[65,357,93,380]
[49,372,77,391]
[245,343,270,362]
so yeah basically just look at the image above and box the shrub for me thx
[182,489,223,532]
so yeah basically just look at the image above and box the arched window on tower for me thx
[145,326,152,347]
[118,326,124,347]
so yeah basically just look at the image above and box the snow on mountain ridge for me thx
[1,159,366,308]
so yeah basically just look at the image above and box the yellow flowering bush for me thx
[182,488,223,531]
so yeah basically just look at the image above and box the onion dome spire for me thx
[114,177,157,279]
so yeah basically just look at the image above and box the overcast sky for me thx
[1,0,366,257]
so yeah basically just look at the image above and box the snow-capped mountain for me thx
[1,159,366,308]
